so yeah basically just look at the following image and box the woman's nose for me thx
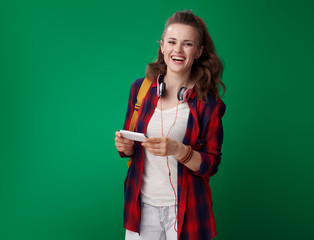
[174,43,183,52]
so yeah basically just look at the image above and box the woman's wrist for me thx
[124,149,134,157]
[178,146,193,164]
[174,143,190,161]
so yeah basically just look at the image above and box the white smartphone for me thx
[119,130,148,142]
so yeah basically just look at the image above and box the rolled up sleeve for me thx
[192,100,226,177]
[116,78,144,159]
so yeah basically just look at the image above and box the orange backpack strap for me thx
[127,77,153,167]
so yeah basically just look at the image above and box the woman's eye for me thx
[168,41,175,44]
[185,43,193,46]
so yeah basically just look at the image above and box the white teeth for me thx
[171,56,185,61]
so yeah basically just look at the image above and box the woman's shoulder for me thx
[131,77,146,89]
[130,76,156,96]
[127,77,146,98]
[198,94,225,107]
[196,94,226,116]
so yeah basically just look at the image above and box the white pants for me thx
[125,202,177,240]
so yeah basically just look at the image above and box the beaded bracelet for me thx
[178,145,193,164]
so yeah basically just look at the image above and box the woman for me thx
[115,10,226,240]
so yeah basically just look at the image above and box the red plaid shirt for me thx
[119,77,226,240]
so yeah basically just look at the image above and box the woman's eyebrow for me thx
[167,37,194,42]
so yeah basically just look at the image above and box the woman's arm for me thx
[115,78,144,158]
[141,137,201,172]
[174,142,202,172]
[142,100,225,175]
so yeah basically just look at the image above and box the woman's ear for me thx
[195,45,204,59]
[160,40,164,54]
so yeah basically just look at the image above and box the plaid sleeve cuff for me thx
[118,151,133,158]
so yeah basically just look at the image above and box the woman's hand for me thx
[142,137,184,159]
[115,131,135,156]
[142,137,202,171]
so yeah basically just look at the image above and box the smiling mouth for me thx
[171,56,186,62]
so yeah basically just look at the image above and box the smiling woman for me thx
[146,10,225,101]
[114,10,226,240]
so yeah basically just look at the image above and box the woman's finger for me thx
[116,141,134,151]
[115,131,122,137]
[115,136,134,145]
[116,142,133,148]
[145,147,163,156]
[143,137,166,144]
[145,143,168,155]
[115,131,134,143]
[142,142,161,150]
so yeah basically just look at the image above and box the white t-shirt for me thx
[141,102,190,206]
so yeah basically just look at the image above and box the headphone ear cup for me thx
[157,74,166,98]
[177,87,187,102]
[177,87,193,102]
[159,82,166,97]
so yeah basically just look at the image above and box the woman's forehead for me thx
[164,24,198,41]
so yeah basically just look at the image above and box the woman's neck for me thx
[164,71,192,91]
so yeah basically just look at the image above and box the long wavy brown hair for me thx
[145,10,225,100]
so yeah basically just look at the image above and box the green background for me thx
[1,0,313,239]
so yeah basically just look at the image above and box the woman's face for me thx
[161,24,203,77]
